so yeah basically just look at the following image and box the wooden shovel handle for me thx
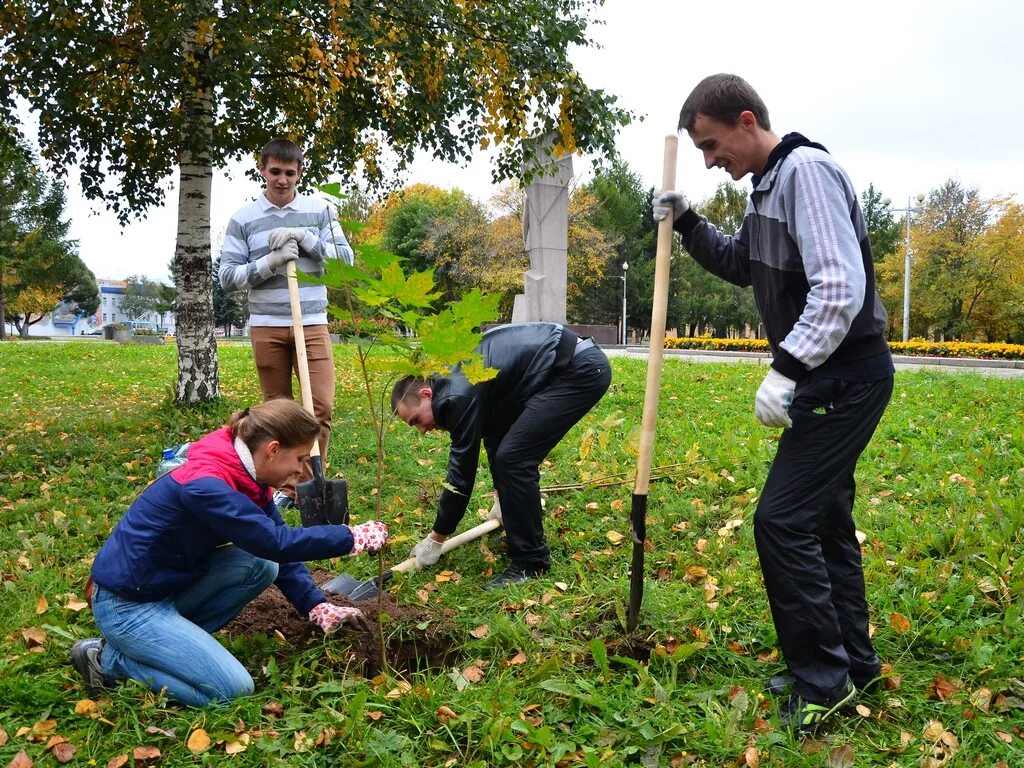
[286,260,320,461]
[390,517,502,575]
[634,135,678,495]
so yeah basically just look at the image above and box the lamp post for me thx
[883,193,926,342]
[621,261,629,345]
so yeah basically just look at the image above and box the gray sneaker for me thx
[70,638,109,696]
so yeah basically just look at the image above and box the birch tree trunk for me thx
[173,26,219,404]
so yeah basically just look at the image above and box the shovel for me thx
[286,260,349,526]
[627,135,677,632]
[322,504,503,600]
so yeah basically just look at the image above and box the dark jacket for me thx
[677,133,892,383]
[91,427,354,614]
[430,322,576,534]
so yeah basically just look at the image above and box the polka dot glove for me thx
[308,602,369,633]
[347,520,388,556]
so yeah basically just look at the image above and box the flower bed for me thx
[663,336,1024,360]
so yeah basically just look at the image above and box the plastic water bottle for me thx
[157,442,191,478]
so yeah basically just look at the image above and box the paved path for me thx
[602,346,1024,379]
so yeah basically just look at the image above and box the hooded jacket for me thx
[91,427,354,614]
[676,132,893,382]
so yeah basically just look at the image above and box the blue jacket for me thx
[91,427,354,614]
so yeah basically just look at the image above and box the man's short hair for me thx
[260,138,304,168]
[678,74,771,132]
[391,375,430,414]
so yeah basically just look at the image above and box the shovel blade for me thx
[320,569,393,600]
[626,493,648,632]
[296,477,349,527]
[321,572,363,596]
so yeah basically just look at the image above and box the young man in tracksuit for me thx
[654,74,894,732]
[391,322,612,589]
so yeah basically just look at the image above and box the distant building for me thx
[7,277,176,337]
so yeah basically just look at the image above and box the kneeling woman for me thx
[71,399,386,706]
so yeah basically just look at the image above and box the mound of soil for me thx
[222,568,460,677]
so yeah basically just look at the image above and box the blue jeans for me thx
[91,545,279,706]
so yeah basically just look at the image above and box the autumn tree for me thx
[861,183,903,264]
[0,124,98,338]
[121,275,168,324]
[579,159,656,327]
[1,1,630,402]
[900,180,991,339]
[481,183,614,323]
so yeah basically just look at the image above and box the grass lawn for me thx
[1,341,1022,767]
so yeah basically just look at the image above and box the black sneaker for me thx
[482,563,546,590]
[71,638,109,696]
[779,679,857,734]
[766,674,795,697]
[768,669,882,697]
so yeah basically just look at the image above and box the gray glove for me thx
[268,226,316,252]
[265,239,299,271]
[754,369,796,428]
[652,190,690,223]
[411,535,445,569]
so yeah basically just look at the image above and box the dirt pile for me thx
[223,568,461,677]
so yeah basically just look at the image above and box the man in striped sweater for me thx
[219,139,354,507]
[654,74,894,733]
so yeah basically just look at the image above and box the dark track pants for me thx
[754,375,893,703]
[483,345,612,570]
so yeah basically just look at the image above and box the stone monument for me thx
[511,134,572,324]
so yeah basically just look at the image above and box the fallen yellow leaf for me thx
[889,612,911,634]
[65,599,88,612]
[35,596,48,614]
[470,624,489,639]
[187,729,211,754]
[606,530,625,545]
[74,699,97,715]
[923,719,945,741]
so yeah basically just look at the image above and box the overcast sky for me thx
[30,0,1024,282]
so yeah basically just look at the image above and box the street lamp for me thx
[621,261,629,346]
[883,193,926,342]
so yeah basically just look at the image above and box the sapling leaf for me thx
[314,181,345,199]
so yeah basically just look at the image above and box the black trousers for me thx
[483,345,612,569]
[754,375,893,703]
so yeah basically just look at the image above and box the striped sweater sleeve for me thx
[778,157,865,371]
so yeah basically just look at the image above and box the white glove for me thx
[268,226,316,252]
[652,190,690,223]
[411,535,445,568]
[755,369,797,428]
[265,239,299,271]
[347,520,388,556]
[308,602,369,632]
[487,500,503,525]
